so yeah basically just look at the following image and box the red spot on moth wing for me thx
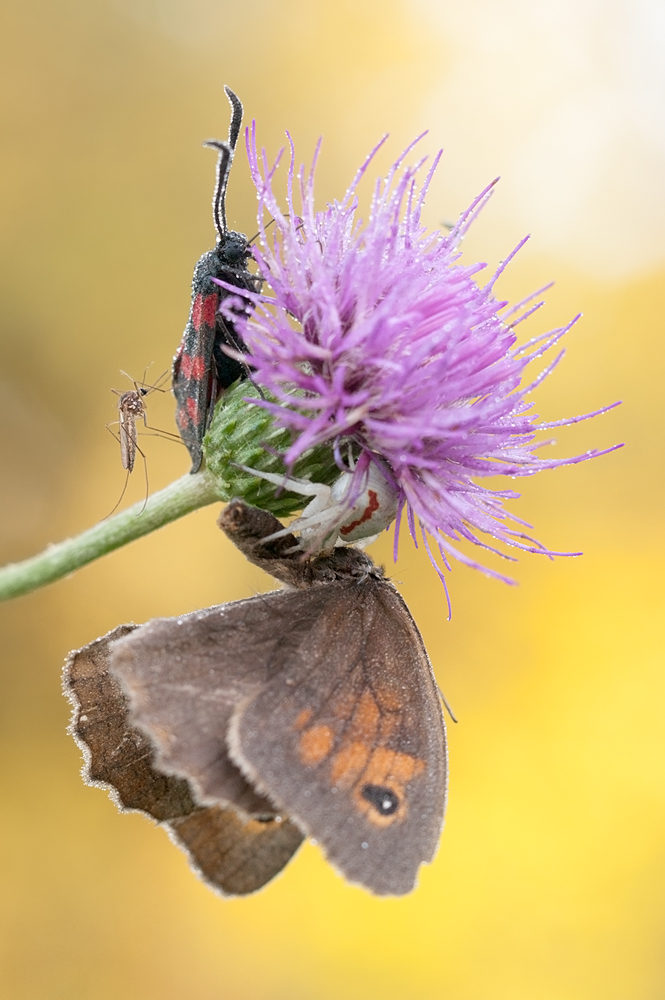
[192,292,219,332]
[203,295,219,327]
[339,490,380,536]
[186,398,200,423]
[192,294,205,330]
[179,355,207,380]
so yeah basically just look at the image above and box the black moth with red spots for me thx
[173,87,262,473]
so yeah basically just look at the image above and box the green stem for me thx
[0,471,221,601]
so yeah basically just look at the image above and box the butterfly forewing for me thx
[228,577,447,896]
[108,590,336,816]
[109,578,447,896]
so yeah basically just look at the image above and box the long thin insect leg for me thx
[104,468,131,519]
[136,441,150,516]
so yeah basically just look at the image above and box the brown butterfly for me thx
[64,500,447,896]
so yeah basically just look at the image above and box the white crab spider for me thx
[238,459,399,551]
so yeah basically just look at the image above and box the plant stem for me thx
[0,471,222,601]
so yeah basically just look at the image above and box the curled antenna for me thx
[202,87,244,242]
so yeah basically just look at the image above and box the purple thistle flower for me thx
[217,123,621,601]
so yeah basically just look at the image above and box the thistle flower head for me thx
[215,124,620,600]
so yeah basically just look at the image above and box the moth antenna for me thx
[202,88,244,242]
[203,140,232,240]
[223,86,243,152]
[248,214,304,247]
[247,217,277,246]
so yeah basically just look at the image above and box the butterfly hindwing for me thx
[108,589,336,816]
[170,807,304,897]
[228,576,447,896]
[65,624,304,895]
[64,625,198,820]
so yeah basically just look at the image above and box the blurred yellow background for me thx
[0,1,661,998]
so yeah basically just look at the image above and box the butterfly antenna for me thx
[203,87,244,242]
[438,685,459,724]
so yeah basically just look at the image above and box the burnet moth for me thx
[172,87,261,474]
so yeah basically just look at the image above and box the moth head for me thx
[219,231,251,267]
